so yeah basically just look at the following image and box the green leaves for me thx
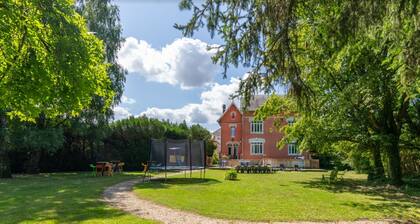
[0,0,112,120]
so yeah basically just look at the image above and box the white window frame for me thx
[287,116,295,126]
[249,138,265,155]
[230,126,236,137]
[288,143,299,155]
[250,119,263,134]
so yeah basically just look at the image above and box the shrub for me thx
[225,169,238,180]
[211,150,219,165]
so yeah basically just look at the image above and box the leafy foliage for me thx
[0,0,111,119]
[178,0,419,185]
[224,169,238,180]
[0,0,112,177]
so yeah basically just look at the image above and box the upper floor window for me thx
[230,126,236,137]
[288,143,299,155]
[231,112,236,119]
[251,120,263,134]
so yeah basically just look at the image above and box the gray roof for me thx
[212,128,221,136]
[244,95,268,111]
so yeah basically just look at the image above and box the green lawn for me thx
[0,172,156,224]
[134,170,420,222]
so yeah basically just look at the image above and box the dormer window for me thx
[287,116,295,126]
[231,112,236,119]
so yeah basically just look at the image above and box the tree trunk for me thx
[23,150,41,174]
[386,138,403,186]
[371,145,385,179]
[24,112,46,174]
[0,150,12,178]
[0,110,12,178]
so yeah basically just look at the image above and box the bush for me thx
[225,169,238,180]
[211,150,219,165]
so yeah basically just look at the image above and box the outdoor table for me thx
[96,162,113,176]
[111,161,124,173]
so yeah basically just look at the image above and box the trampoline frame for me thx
[146,138,207,181]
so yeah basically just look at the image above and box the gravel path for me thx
[102,172,393,224]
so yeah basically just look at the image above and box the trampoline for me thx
[147,138,206,180]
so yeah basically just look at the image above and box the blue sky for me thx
[113,0,248,131]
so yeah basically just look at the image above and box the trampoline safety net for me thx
[149,139,205,171]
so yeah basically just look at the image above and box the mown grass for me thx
[0,172,157,224]
[134,170,420,222]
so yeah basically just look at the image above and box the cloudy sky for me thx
[114,1,249,131]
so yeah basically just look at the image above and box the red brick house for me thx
[218,96,319,168]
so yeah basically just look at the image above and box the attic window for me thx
[231,112,236,119]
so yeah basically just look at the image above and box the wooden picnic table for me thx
[96,162,113,176]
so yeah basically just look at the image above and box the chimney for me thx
[222,104,226,113]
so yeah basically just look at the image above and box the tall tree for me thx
[0,0,111,177]
[62,0,126,163]
[178,0,419,185]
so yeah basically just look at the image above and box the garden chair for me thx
[104,163,113,176]
[118,162,124,173]
[89,164,96,176]
[142,162,152,182]
[95,162,106,176]
[279,164,285,171]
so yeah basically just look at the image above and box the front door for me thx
[233,144,239,159]
[227,143,239,159]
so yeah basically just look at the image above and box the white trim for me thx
[288,143,299,155]
[250,120,264,134]
[249,138,265,143]
[249,138,264,155]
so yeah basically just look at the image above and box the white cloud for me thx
[140,77,241,125]
[113,106,131,120]
[118,37,219,89]
[121,95,136,104]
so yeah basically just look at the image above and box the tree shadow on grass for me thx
[0,173,154,224]
[136,177,221,189]
[294,177,420,221]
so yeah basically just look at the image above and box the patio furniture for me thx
[142,162,152,182]
[89,164,96,176]
[279,164,285,171]
[96,162,113,176]
[118,162,124,172]
[111,161,125,173]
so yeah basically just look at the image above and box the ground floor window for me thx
[250,141,264,155]
[288,143,298,155]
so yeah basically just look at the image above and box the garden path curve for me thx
[103,172,392,224]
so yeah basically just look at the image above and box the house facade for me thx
[211,128,221,156]
[218,96,319,168]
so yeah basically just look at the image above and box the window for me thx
[231,112,236,119]
[227,144,238,159]
[250,140,264,155]
[288,143,299,155]
[287,117,295,126]
[251,120,263,134]
[230,126,236,137]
